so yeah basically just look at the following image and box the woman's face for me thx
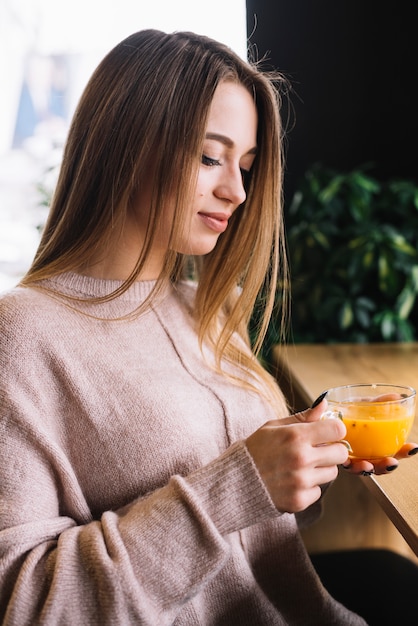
[81,82,258,281]
[128,81,258,279]
[174,80,258,256]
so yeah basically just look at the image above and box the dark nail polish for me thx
[360,470,374,476]
[386,465,398,472]
[311,391,328,408]
[408,447,418,456]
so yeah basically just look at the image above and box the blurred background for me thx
[0,0,247,291]
[245,0,418,345]
[246,0,417,207]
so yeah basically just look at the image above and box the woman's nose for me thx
[215,166,247,206]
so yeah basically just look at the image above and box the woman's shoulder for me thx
[1,283,50,312]
[0,285,56,344]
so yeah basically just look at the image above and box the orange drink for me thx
[323,383,416,460]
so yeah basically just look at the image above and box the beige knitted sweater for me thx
[0,273,366,625]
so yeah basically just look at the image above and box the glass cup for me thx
[321,383,416,460]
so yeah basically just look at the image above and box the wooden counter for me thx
[272,342,418,562]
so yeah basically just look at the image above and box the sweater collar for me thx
[42,272,161,303]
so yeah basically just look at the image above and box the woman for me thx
[0,29,416,625]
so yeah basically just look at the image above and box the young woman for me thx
[1,29,416,625]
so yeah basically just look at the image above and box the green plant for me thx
[283,163,418,344]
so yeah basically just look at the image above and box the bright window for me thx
[0,0,247,291]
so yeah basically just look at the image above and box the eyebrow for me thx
[205,132,257,155]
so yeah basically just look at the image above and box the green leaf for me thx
[381,312,395,340]
[319,175,345,203]
[355,307,370,328]
[311,230,330,248]
[356,297,375,310]
[396,319,415,342]
[378,253,390,288]
[411,266,418,291]
[340,302,354,329]
[396,287,416,320]
[349,171,380,193]
[389,235,417,256]
[362,249,374,269]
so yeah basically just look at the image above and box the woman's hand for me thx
[342,443,418,476]
[245,398,349,513]
[338,392,418,476]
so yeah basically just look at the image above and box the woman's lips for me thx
[198,212,229,233]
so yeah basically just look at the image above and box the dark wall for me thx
[246,0,416,204]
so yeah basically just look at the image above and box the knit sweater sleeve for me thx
[0,419,277,625]
[0,295,280,625]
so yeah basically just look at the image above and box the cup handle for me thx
[320,409,353,452]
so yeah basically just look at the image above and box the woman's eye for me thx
[202,154,221,167]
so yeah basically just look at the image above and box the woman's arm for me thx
[0,410,278,626]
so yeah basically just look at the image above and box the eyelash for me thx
[201,154,221,167]
[202,154,251,186]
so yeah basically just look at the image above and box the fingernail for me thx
[311,391,327,409]
[386,465,398,472]
[342,462,352,470]
[360,470,374,476]
[408,447,418,456]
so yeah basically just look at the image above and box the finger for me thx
[311,417,347,447]
[394,442,418,459]
[260,399,330,427]
[356,393,404,403]
[341,442,418,474]
[313,440,350,467]
[311,391,328,409]
[342,458,376,475]
[342,457,399,476]
[279,403,328,426]
[367,393,403,402]
[371,457,399,475]
[281,485,323,514]
[310,464,340,487]
[289,395,329,425]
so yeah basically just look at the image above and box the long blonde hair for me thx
[21,30,289,411]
